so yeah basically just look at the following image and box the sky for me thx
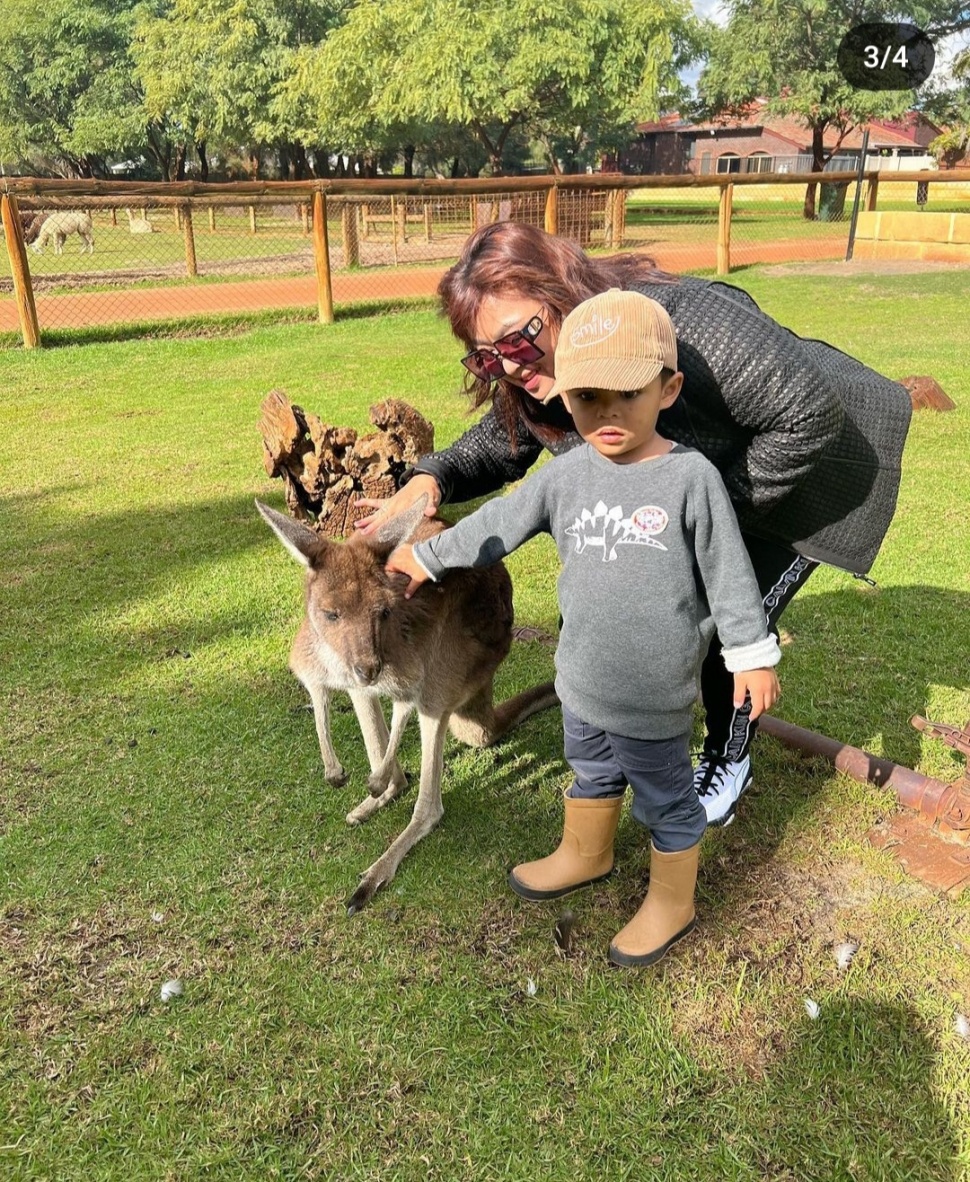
[683,0,970,96]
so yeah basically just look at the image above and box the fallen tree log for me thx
[258,390,435,537]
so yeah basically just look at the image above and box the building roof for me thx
[639,102,931,150]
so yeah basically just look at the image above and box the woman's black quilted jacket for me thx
[407,276,912,574]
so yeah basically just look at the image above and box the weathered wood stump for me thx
[900,375,956,412]
[258,391,435,537]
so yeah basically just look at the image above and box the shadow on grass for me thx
[1,490,274,687]
[5,480,968,927]
[777,583,970,772]
[732,997,959,1180]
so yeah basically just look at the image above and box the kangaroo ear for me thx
[371,494,430,547]
[255,500,324,567]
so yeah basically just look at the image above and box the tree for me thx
[287,0,697,175]
[131,0,344,180]
[924,48,970,165]
[698,0,970,218]
[0,0,145,177]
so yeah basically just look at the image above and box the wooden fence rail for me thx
[4,169,970,346]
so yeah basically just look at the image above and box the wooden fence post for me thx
[249,205,257,234]
[312,190,334,325]
[397,198,408,243]
[424,203,432,242]
[390,195,399,265]
[616,189,627,247]
[717,183,734,276]
[1,194,41,348]
[182,204,198,277]
[174,206,182,231]
[209,207,216,231]
[303,203,311,234]
[866,175,880,212]
[544,185,559,236]
[605,189,627,249]
[470,198,477,233]
[341,200,360,267]
[110,208,117,226]
[361,203,370,239]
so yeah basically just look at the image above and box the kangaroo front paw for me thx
[325,766,348,787]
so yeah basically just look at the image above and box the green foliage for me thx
[287,0,698,173]
[0,0,144,175]
[131,0,343,160]
[0,0,699,178]
[924,47,970,164]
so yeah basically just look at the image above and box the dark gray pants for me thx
[563,704,705,853]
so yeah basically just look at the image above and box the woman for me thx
[355,222,912,827]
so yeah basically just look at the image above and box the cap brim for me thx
[543,358,665,405]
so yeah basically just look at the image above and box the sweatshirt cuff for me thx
[401,460,453,506]
[411,540,442,582]
[721,635,781,673]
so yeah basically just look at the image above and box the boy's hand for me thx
[385,544,429,599]
[733,668,780,720]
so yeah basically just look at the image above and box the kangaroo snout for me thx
[352,660,383,686]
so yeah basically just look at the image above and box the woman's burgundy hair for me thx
[437,221,677,447]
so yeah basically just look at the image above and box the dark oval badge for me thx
[837,23,935,90]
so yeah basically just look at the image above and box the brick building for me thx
[606,102,942,175]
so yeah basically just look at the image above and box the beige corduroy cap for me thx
[544,289,678,404]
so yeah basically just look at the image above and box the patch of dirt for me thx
[759,258,970,277]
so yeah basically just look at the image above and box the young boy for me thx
[386,289,780,967]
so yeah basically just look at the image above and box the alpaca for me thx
[22,212,43,244]
[32,211,94,255]
[125,208,155,234]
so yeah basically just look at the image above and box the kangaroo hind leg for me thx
[449,680,559,748]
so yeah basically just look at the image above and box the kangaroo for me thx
[256,497,559,914]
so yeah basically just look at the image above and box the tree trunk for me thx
[292,142,309,180]
[248,148,261,181]
[403,145,415,178]
[171,143,188,182]
[258,392,436,538]
[196,140,209,182]
[803,124,825,220]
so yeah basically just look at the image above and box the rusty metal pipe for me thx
[758,714,953,823]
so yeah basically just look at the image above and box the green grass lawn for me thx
[2,269,970,1180]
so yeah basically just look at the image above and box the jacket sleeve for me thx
[688,463,781,670]
[412,466,552,578]
[403,405,544,505]
[671,283,844,526]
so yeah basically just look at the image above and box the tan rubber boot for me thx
[608,842,699,967]
[509,792,623,901]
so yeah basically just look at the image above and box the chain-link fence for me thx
[3,171,969,343]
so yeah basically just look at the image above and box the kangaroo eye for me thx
[380,606,391,621]
[324,610,340,622]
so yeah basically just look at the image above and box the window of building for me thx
[716,152,741,174]
[747,152,773,173]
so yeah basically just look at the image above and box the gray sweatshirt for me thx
[413,443,780,740]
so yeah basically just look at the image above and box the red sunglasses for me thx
[461,313,545,383]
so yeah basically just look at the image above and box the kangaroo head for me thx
[256,497,430,687]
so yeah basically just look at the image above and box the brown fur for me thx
[257,498,558,913]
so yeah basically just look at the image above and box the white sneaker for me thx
[694,755,753,828]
